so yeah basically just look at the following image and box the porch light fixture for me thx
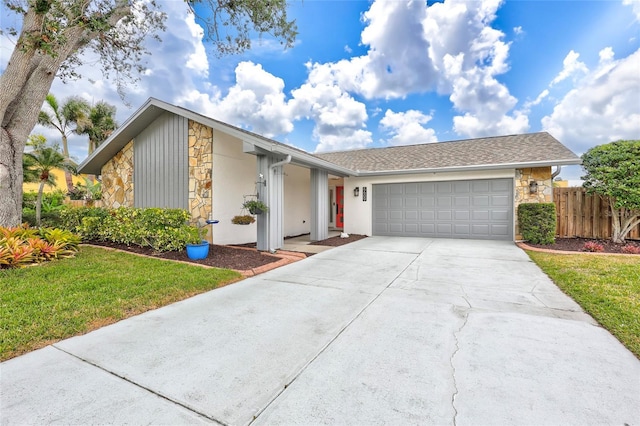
[354,187,360,197]
[529,181,538,194]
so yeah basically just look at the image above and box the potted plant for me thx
[231,215,256,225]
[185,220,209,260]
[242,199,269,215]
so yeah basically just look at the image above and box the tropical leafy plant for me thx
[68,178,102,201]
[38,94,90,191]
[22,136,75,226]
[75,101,118,154]
[0,224,79,268]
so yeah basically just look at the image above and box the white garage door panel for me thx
[372,179,513,240]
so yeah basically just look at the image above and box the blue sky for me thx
[2,0,639,183]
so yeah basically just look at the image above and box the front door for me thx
[336,186,344,228]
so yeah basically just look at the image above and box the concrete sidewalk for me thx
[2,237,639,425]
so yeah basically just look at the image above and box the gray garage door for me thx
[372,179,513,240]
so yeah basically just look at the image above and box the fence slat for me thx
[553,187,640,240]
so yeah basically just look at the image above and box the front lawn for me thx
[0,246,242,361]
[527,251,640,358]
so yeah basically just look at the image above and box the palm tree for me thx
[38,94,90,191]
[76,101,118,154]
[23,136,75,226]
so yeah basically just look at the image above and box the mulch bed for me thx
[311,234,368,246]
[85,241,281,270]
[233,234,368,249]
[84,234,369,270]
[526,237,640,254]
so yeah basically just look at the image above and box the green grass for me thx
[0,247,242,360]
[527,251,640,358]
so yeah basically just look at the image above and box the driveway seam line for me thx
[249,252,422,424]
[450,310,470,426]
[50,345,226,425]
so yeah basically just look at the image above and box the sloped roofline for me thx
[355,159,581,176]
[77,97,354,176]
[78,98,581,177]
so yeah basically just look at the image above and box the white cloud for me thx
[290,72,372,152]
[312,129,373,153]
[522,89,550,113]
[513,26,523,35]
[423,0,528,137]
[178,62,293,138]
[550,50,588,86]
[453,111,529,138]
[294,0,527,144]
[379,109,437,146]
[542,48,640,154]
[184,12,209,76]
[623,0,640,21]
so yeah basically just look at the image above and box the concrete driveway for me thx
[2,237,638,425]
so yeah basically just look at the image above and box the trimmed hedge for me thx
[518,203,557,245]
[59,207,199,252]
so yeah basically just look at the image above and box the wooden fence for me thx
[63,199,104,208]
[553,187,640,239]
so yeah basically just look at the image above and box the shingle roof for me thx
[314,132,580,173]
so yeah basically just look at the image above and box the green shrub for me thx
[59,206,110,239]
[22,210,63,228]
[21,191,66,227]
[58,206,198,252]
[22,190,65,210]
[518,203,557,245]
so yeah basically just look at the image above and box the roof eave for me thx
[242,142,355,176]
[79,98,357,177]
[354,158,582,177]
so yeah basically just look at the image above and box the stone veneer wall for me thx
[101,141,134,208]
[514,166,553,239]
[188,120,213,238]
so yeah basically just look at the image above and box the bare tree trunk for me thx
[36,180,45,226]
[61,134,74,193]
[610,203,623,243]
[0,21,88,227]
[618,207,640,244]
[0,129,24,227]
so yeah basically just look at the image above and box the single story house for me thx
[78,98,581,251]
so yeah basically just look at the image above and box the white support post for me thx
[310,168,329,241]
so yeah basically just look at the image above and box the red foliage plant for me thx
[621,244,640,255]
[582,241,605,252]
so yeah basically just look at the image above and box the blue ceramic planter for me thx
[186,240,209,260]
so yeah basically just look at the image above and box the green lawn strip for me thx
[527,251,640,358]
[0,246,241,361]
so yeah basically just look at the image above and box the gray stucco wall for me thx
[134,112,188,209]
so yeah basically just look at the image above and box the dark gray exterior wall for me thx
[134,112,189,209]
